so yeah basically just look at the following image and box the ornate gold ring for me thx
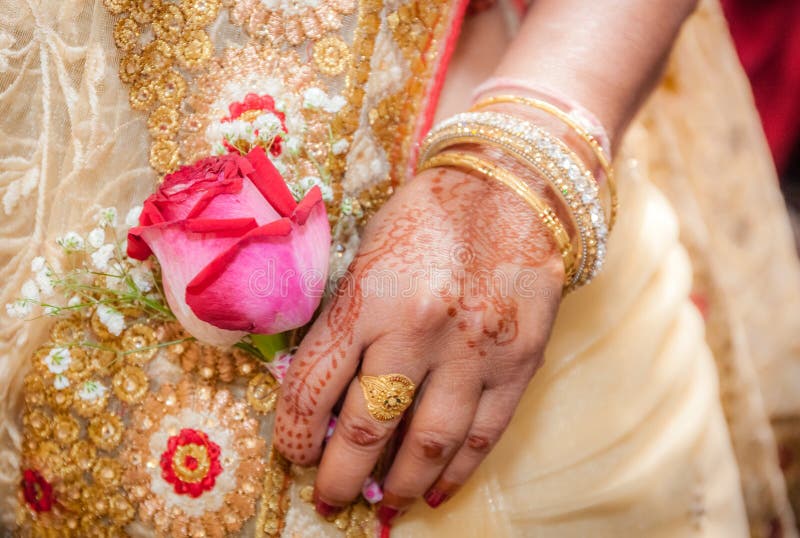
[359,374,416,422]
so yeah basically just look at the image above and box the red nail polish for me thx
[315,498,341,518]
[424,489,449,508]
[377,505,400,525]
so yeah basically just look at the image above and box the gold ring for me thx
[359,374,416,422]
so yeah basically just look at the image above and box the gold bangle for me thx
[419,111,611,288]
[418,151,576,282]
[419,127,599,290]
[472,95,618,230]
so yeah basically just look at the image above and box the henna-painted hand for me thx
[273,160,564,525]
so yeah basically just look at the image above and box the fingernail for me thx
[377,505,400,526]
[315,498,341,518]
[313,488,342,518]
[424,489,449,508]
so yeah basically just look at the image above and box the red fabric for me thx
[721,0,800,173]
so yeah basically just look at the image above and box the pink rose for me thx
[127,147,330,346]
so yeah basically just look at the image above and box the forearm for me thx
[494,0,699,147]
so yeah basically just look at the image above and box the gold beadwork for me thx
[112,365,149,404]
[50,317,84,344]
[174,29,212,70]
[53,413,81,446]
[254,448,291,538]
[247,373,279,414]
[113,17,140,51]
[88,412,124,450]
[152,4,185,42]
[172,443,212,482]
[182,0,220,28]
[104,0,133,15]
[92,457,123,488]
[229,0,356,46]
[120,324,157,363]
[147,104,180,137]
[359,374,416,422]
[105,1,217,175]
[313,35,351,76]
[149,138,179,173]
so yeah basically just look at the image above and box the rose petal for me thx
[245,146,297,217]
[189,176,282,226]
[137,219,255,346]
[185,191,330,334]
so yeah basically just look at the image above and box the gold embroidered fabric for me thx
[0,0,798,537]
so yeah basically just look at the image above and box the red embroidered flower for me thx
[223,93,287,156]
[160,428,223,498]
[21,469,53,512]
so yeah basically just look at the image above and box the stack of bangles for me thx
[417,79,619,293]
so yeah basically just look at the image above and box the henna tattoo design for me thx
[279,167,559,460]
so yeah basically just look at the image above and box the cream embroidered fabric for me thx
[1,0,798,536]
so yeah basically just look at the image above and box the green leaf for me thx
[250,333,288,362]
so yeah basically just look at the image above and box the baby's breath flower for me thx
[44,305,59,316]
[87,228,106,249]
[129,266,154,292]
[5,300,31,319]
[90,244,115,271]
[67,295,82,308]
[105,274,127,292]
[44,347,72,374]
[53,374,70,390]
[125,205,143,227]
[221,120,256,146]
[283,136,302,156]
[302,88,346,114]
[205,121,226,146]
[272,159,288,177]
[332,139,349,155]
[302,87,327,110]
[77,380,107,401]
[56,232,84,252]
[297,176,333,202]
[21,280,40,301]
[96,304,125,336]
[323,95,346,114]
[34,269,54,298]
[253,112,283,142]
[30,256,46,272]
[96,207,118,227]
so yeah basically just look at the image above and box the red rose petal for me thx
[245,146,297,217]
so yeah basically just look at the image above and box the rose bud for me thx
[127,146,330,346]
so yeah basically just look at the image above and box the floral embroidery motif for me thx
[104,0,221,173]
[21,469,53,513]
[160,428,223,497]
[227,0,356,46]
[180,45,341,202]
[206,93,288,157]
[122,379,267,536]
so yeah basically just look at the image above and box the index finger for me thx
[273,289,365,465]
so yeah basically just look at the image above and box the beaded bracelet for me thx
[419,111,609,288]
[472,95,618,230]
[418,151,577,282]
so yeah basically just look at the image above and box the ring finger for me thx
[312,337,427,515]
[377,362,482,523]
